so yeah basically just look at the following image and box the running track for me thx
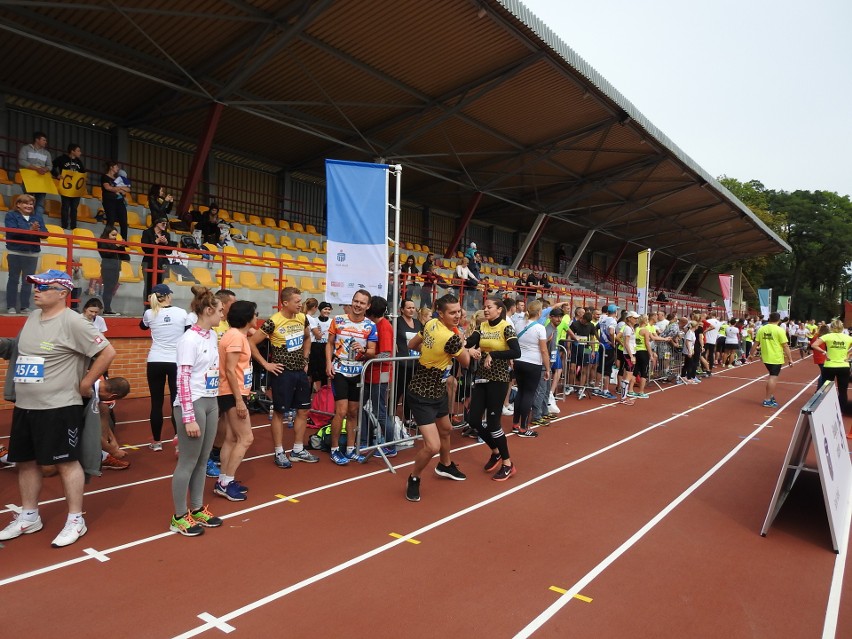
[1,356,850,638]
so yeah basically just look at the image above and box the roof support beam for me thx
[511,214,548,270]
[177,102,225,216]
[603,241,629,279]
[675,264,697,293]
[564,229,595,280]
[444,192,482,259]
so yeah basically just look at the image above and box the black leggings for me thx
[512,360,542,429]
[822,366,850,415]
[684,351,699,380]
[147,361,177,441]
[469,380,510,461]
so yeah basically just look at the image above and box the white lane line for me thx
[822,519,851,639]
[82,547,110,562]
[169,375,771,638]
[0,370,772,590]
[513,377,816,639]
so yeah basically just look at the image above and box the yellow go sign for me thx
[58,170,87,197]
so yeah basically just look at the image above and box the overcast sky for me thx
[521,0,852,198]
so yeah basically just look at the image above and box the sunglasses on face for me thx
[34,284,65,292]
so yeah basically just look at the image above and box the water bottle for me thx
[286,409,295,429]
[268,405,274,422]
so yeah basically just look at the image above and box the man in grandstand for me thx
[752,312,793,408]
[325,289,378,465]
[250,287,318,468]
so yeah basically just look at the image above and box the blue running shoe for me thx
[330,449,349,466]
[372,446,398,458]
[205,458,220,478]
[762,400,774,408]
[274,451,292,469]
[214,480,247,502]
[346,449,368,464]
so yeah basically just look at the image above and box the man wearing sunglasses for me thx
[0,269,115,548]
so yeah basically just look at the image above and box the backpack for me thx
[179,234,199,251]
[309,384,335,429]
[309,422,347,452]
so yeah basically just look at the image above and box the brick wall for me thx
[0,335,153,410]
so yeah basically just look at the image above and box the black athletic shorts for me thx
[634,351,651,379]
[331,372,362,403]
[724,343,738,351]
[8,405,85,465]
[764,363,782,377]
[618,353,634,377]
[217,394,249,413]
[406,390,449,426]
[272,370,312,412]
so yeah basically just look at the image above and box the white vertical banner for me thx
[636,248,651,315]
[325,160,389,305]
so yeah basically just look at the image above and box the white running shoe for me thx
[502,404,514,416]
[0,514,43,540]
[51,517,87,548]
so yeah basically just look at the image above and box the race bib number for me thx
[550,349,557,363]
[409,348,421,357]
[441,365,452,382]
[243,368,253,388]
[337,363,362,376]
[204,369,219,396]
[286,335,303,352]
[14,356,45,383]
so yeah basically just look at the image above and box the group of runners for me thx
[3,275,852,544]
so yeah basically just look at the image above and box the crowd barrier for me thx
[649,342,685,388]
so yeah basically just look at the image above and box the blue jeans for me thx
[6,253,39,311]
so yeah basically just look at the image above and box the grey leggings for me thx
[171,397,218,516]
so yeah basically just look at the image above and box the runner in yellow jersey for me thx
[404,294,475,501]
[811,319,852,417]
[752,312,792,408]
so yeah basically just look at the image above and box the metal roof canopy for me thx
[0,0,790,269]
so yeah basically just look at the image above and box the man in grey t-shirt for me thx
[0,270,115,548]
[17,131,52,219]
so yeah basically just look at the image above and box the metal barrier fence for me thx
[649,342,685,389]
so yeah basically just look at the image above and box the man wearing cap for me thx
[141,216,175,301]
[0,270,116,548]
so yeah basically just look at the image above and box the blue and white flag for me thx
[324,160,389,304]
[757,288,772,320]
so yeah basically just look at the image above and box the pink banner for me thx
[719,274,733,317]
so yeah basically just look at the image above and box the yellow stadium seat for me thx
[137,194,149,207]
[292,222,305,233]
[414,244,422,252]
[305,224,319,235]
[311,256,325,270]
[0,169,13,185]
[124,192,136,205]
[41,253,69,272]
[309,240,324,253]
[422,245,430,253]
[126,234,143,254]
[299,276,322,294]
[278,220,291,231]
[192,267,216,287]
[80,257,101,280]
[246,230,263,246]
[77,204,96,222]
[279,253,295,267]
[127,210,147,230]
[120,261,142,283]
[231,211,246,223]
[90,186,102,200]
[263,217,277,229]
[263,233,279,247]
[222,245,243,264]
[44,199,61,218]
[247,214,262,227]
[296,255,313,271]
[0,195,7,211]
[261,250,278,266]
[280,236,295,251]
[14,172,22,185]
[242,248,263,266]
[45,224,67,246]
[261,272,287,289]
[1,252,7,270]
[295,238,310,253]
[239,270,264,290]
[72,227,97,249]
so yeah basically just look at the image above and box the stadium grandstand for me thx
[0,0,789,318]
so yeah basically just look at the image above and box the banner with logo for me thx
[636,248,651,315]
[719,273,733,318]
[324,159,389,305]
[758,288,772,320]
[777,295,791,319]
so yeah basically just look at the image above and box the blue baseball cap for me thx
[27,269,73,291]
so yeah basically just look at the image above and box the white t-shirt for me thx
[316,317,331,343]
[655,320,669,333]
[92,315,108,333]
[510,312,526,327]
[705,318,720,343]
[143,306,191,362]
[682,330,696,356]
[307,314,321,343]
[725,326,740,344]
[622,324,636,355]
[173,326,220,405]
[515,319,547,365]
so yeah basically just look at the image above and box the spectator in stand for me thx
[455,257,479,310]
[539,273,552,290]
[400,255,421,302]
[148,184,175,227]
[17,131,52,219]
[5,194,47,314]
[464,242,477,261]
[101,161,130,241]
[421,253,437,308]
[141,217,175,301]
[51,143,85,230]
[97,224,130,315]
[469,251,482,281]
[196,207,221,246]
